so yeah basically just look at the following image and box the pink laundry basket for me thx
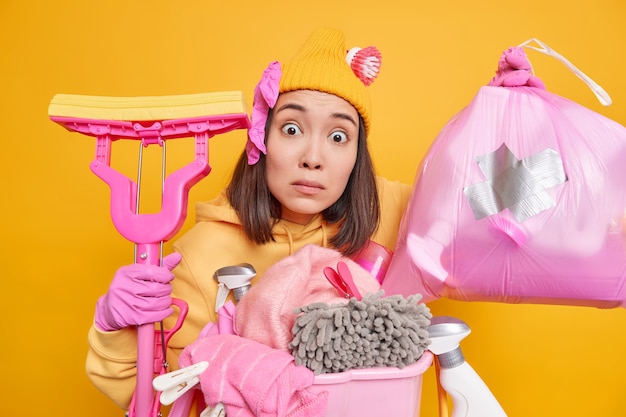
[309,351,433,417]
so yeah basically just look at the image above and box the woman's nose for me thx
[299,137,323,170]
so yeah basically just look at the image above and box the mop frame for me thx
[49,93,250,417]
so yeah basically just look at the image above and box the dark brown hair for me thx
[226,112,380,256]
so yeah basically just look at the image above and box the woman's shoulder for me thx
[194,191,241,224]
[173,191,244,251]
[376,176,412,202]
[372,176,413,249]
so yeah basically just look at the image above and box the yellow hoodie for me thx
[85,176,411,412]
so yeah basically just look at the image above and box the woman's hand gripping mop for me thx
[48,92,250,417]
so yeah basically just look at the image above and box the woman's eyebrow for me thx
[275,103,306,113]
[275,103,357,127]
[331,112,357,127]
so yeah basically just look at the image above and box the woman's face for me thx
[265,90,359,225]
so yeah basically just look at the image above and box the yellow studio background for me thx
[1,1,625,416]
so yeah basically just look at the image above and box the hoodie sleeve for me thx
[85,325,139,410]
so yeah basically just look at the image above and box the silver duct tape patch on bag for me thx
[464,143,567,222]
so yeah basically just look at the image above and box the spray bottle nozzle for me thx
[427,316,471,356]
[213,263,256,311]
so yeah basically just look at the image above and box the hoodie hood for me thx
[195,191,338,255]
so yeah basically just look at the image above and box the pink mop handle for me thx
[51,113,250,417]
[135,243,160,417]
[89,126,207,417]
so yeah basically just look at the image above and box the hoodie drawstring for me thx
[278,219,329,256]
[320,222,328,248]
[282,224,296,256]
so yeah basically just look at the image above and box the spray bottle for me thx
[213,263,256,311]
[428,316,508,417]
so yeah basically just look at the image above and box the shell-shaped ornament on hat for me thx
[346,46,382,86]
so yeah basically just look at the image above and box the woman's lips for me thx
[293,180,324,195]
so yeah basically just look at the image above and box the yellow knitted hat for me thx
[279,27,380,135]
[246,27,381,164]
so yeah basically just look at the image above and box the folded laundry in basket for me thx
[179,334,328,417]
[236,245,381,351]
[290,291,431,374]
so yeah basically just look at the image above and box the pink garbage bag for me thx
[383,46,626,308]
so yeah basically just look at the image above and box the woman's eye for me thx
[281,123,302,136]
[329,131,348,144]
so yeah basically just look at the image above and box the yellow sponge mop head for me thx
[48,91,248,121]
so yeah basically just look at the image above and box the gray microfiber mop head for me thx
[289,291,431,375]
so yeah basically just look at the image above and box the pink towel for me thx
[179,334,328,417]
[235,245,380,350]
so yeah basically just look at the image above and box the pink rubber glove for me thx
[488,46,546,90]
[94,252,182,332]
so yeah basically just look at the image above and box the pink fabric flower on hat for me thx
[246,61,282,165]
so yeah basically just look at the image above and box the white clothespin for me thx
[152,361,209,406]
[200,403,226,417]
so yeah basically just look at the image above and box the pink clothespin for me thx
[323,261,362,300]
